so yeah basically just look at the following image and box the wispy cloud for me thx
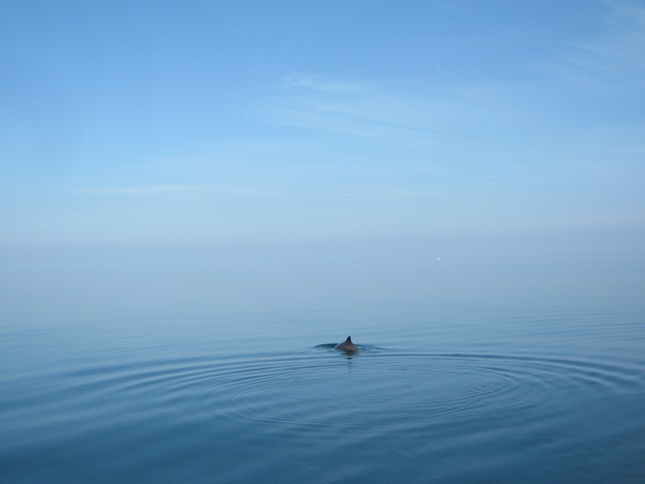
[81,181,436,204]
[318,187,436,202]
[281,74,364,92]
[262,74,480,151]
[82,184,284,199]
[536,0,645,89]
[83,184,212,195]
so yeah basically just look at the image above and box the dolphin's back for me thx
[335,336,360,352]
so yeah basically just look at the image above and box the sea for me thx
[1,248,644,483]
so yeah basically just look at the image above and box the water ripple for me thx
[6,346,641,454]
[32,348,635,434]
[2,343,645,484]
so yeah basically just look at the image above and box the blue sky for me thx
[2,0,645,256]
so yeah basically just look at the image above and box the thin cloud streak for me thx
[263,77,487,151]
[535,0,645,89]
[83,185,214,195]
[82,184,279,199]
[281,74,365,92]
[83,183,436,203]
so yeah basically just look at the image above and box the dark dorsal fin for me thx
[345,336,352,342]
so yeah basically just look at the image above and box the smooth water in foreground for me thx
[1,251,645,482]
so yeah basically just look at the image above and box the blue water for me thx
[1,251,645,482]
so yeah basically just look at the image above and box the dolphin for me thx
[335,336,360,353]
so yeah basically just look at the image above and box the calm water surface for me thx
[1,252,645,482]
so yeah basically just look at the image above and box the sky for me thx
[2,0,645,258]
